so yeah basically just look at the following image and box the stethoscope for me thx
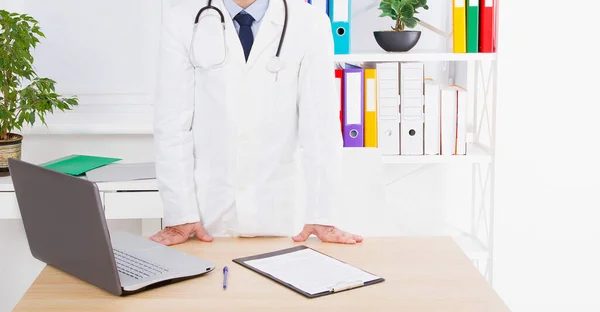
[189,0,288,74]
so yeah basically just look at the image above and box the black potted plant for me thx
[0,10,79,172]
[374,0,429,52]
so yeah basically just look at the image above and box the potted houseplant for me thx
[374,0,429,52]
[0,10,78,172]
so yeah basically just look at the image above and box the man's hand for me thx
[149,222,213,246]
[292,224,363,244]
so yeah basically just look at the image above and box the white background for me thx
[493,0,600,311]
[1,0,599,311]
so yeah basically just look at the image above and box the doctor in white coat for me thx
[150,0,362,246]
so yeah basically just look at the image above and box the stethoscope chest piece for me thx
[266,57,283,73]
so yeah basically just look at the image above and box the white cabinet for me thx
[103,192,163,219]
[0,193,20,219]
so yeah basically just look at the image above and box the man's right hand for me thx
[149,222,213,246]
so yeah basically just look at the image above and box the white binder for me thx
[375,62,400,155]
[424,80,441,155]
[440,86,457,155]
[400,63,424,155]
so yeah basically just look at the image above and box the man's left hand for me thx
[292,224,363,244]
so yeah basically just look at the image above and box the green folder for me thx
[41,155,121,176]
[467,0,480,53]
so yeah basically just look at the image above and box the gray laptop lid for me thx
[8,158,122,295]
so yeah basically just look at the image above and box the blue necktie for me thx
[234,12,255,61]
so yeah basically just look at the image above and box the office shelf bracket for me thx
[469,59,498,283]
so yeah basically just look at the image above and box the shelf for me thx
[334,52,497,63]
[380,143,491,164]
[22,124,153,135]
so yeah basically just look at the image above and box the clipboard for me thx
[232,245,384,298]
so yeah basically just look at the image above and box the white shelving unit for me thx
[334,52,496,62]
[382,143,491,164]
[334,52,498,283]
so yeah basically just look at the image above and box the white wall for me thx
[493,1,600,311]
[0,0,494,311]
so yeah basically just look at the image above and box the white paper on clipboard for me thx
[244,248,380,296]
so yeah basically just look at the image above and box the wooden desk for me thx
[14,237,510,311]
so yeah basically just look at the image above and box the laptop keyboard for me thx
[113,249,170,280]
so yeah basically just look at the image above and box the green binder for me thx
[41,155,121,176]
[467,0,480,53]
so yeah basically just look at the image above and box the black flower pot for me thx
[373,30,421,52]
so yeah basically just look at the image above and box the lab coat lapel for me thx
[218,0,246,67]
[245,0,285,69]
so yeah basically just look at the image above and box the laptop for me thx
[8,158,216,296]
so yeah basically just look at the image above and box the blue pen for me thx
[223,266,228,290]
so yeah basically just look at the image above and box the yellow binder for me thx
[364,68,378,147]
[453,0,467,53]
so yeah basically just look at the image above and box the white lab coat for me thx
[153,0,342,237]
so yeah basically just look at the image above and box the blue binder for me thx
[329,0,351,54]
[310,0,329,16]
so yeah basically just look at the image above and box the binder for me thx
[466,0,479,53]
[440,86,457,155]
[375,62,400,155]
[233,245,385,299]
[452,0,467,53]
[85,162,156,182]
[479,0,496,52]
[364,67,378,148]
[335,68,344,134]
[329,0,351,54]
[41,155,121,176]
[343,65,364,147]
[455,86,468,155]
[424,79,441,155]
[400,63,424,155]
[311,0,329,16]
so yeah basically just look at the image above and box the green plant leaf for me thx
[400,3,414,18]
[0,10,78,135]
[390,0,402,14]
[402,17,418,28]
[379,11,392,19]
[379,1,398,21]
[379,1,391,12]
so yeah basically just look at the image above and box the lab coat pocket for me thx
[274,60,300,87]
